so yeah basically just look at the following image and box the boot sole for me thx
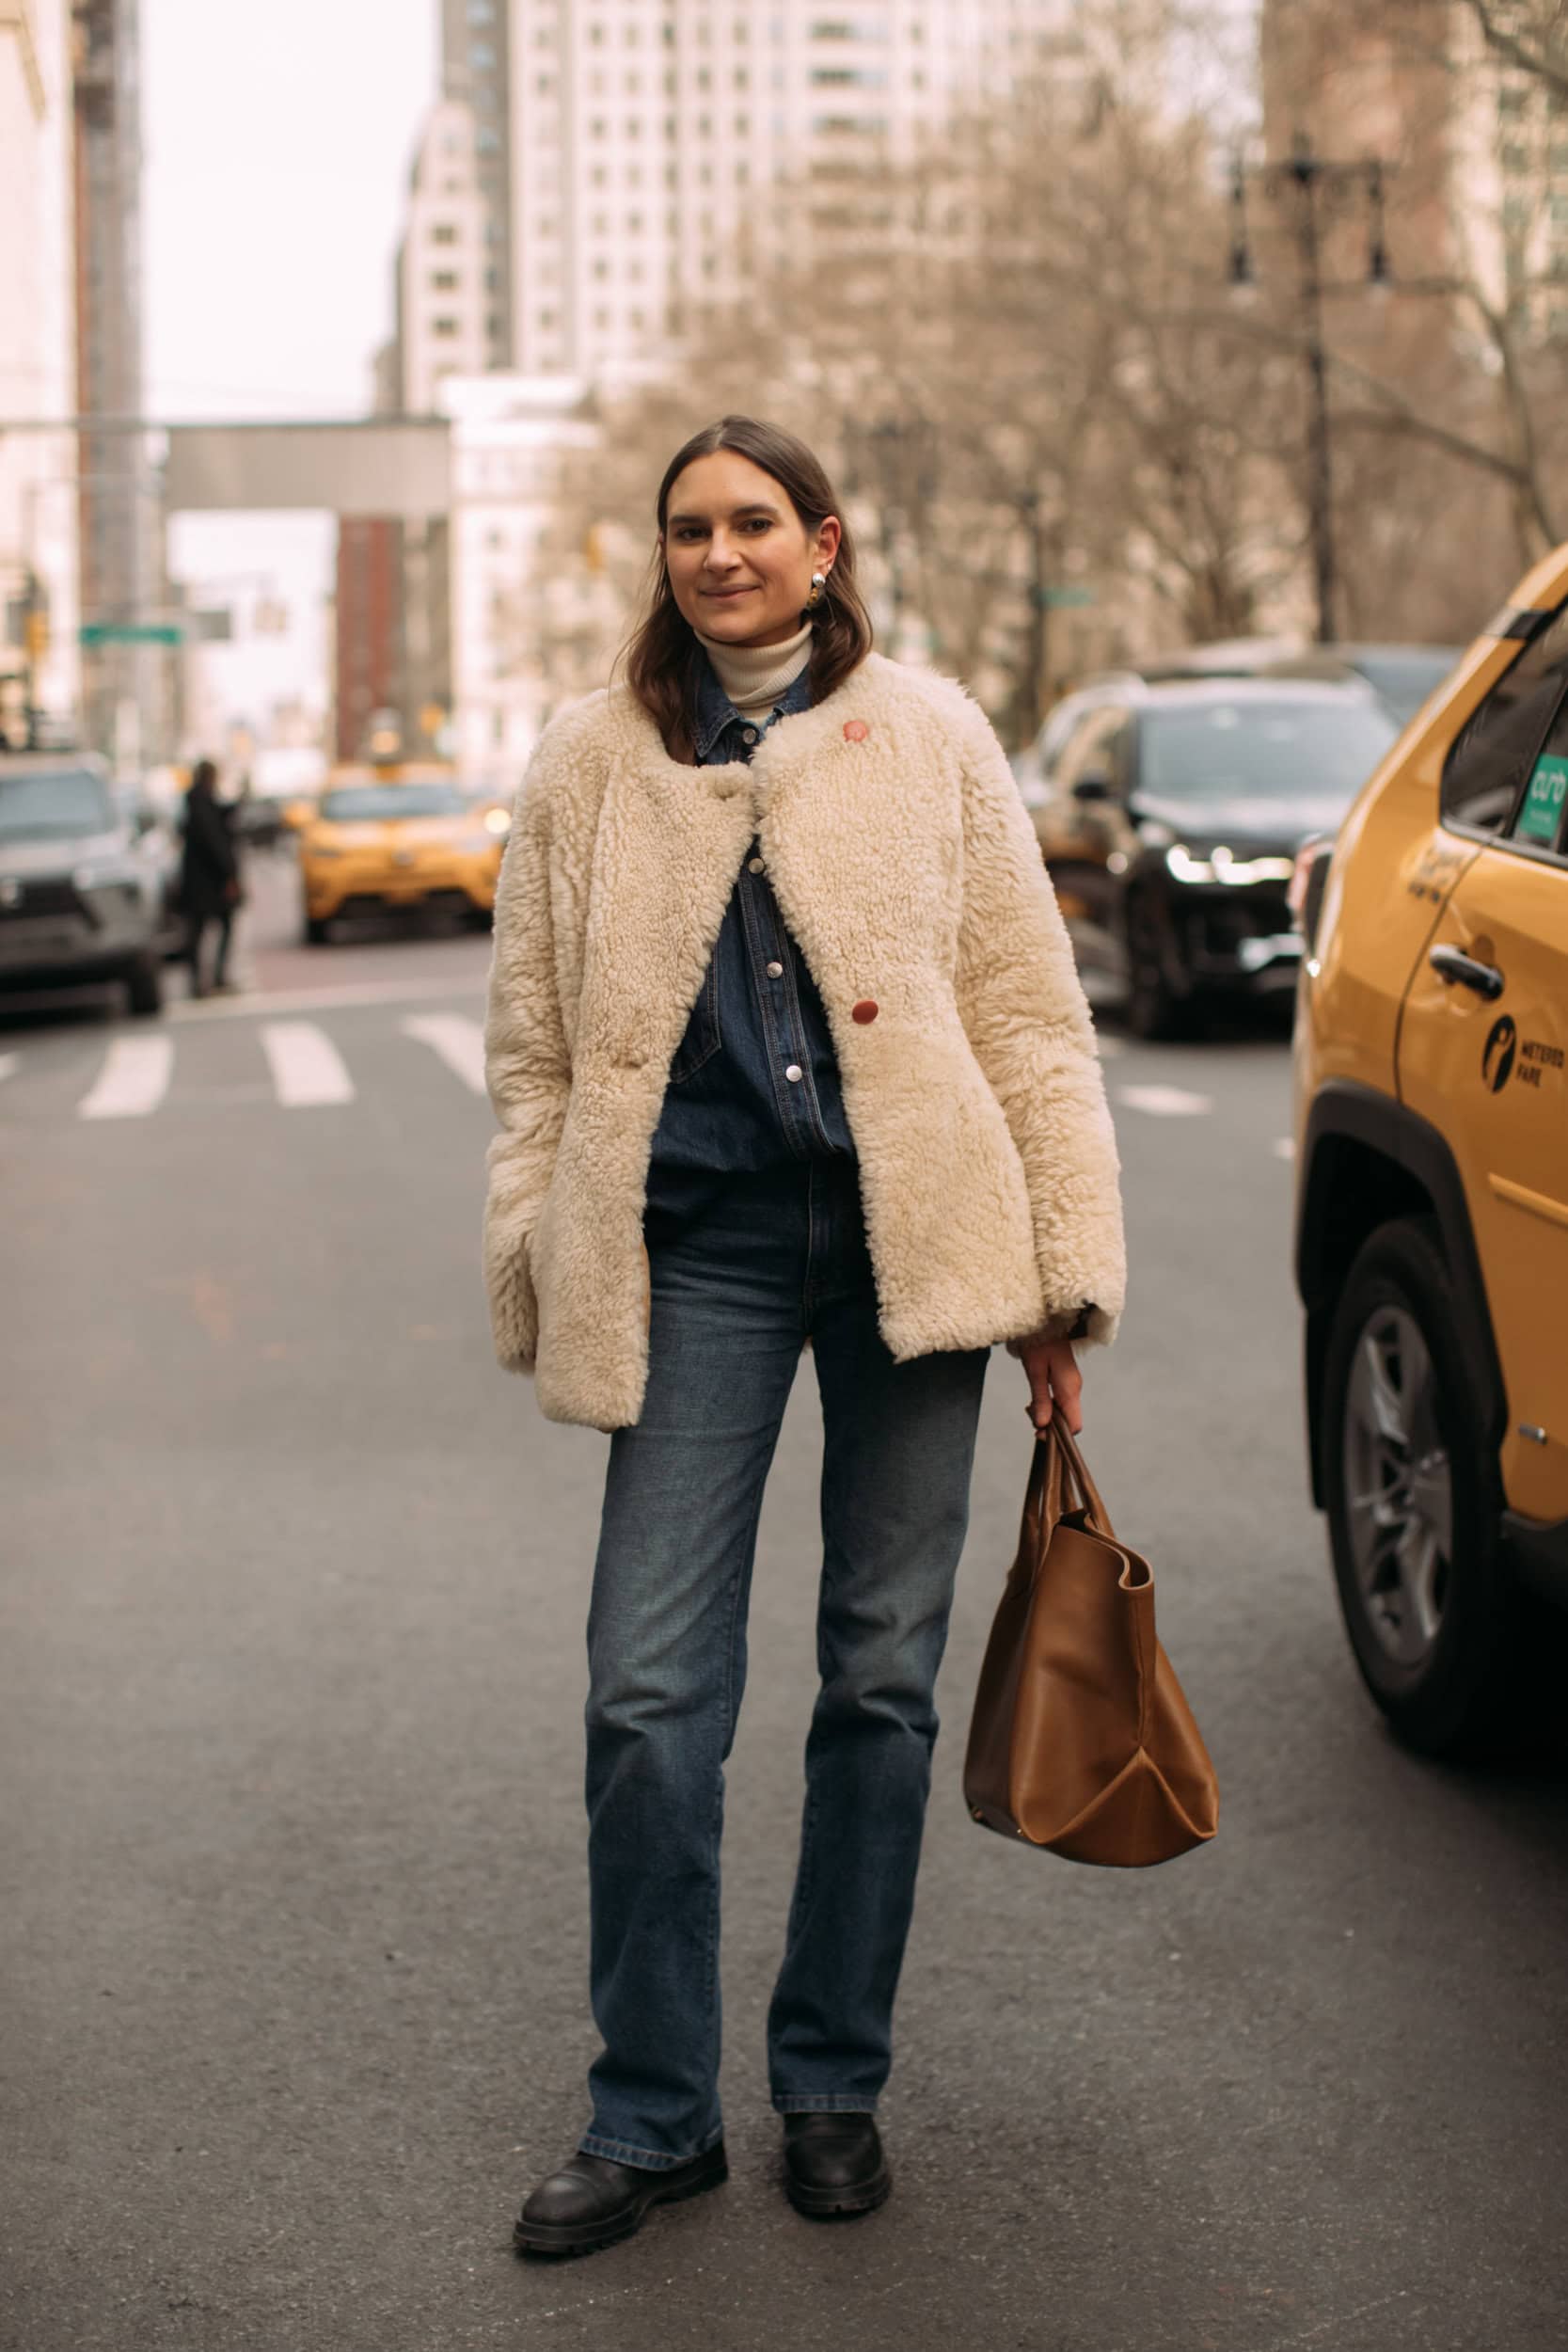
[513,2145,728,2259]
[784,2165,892,2220]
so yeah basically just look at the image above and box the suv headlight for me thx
[1165,844,1297,886]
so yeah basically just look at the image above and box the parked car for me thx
[1031,677,1398,1036]
[0,752,165,1015]
[297,775,507,943]
[1291,553,1568,1756]
[1259,643,1464,727]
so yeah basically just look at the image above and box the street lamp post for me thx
[1230,135,1392,645]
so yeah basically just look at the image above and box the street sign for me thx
[78,622,184,646]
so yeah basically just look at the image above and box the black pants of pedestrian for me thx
[185,911,231,996]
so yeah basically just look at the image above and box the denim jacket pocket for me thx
[668,951,722,1085]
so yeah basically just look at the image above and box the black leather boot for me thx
[514,2141,727,2258]
[782,2112,891,2217]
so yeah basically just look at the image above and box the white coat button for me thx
[766,960,784,977]
[747,855,765,873]
[784,1063,803,1082]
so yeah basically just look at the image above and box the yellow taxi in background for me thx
[297,770,510,944]
[1291,546,1568,1756]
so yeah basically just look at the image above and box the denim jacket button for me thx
[747,855,766,873]
[784,1064,803,1083]
[766,960,784,977]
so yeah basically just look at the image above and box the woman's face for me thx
[661,450,841,650]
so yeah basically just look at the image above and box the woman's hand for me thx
[1019,1335,1084,1436]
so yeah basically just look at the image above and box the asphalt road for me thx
[3,855,1566,2351]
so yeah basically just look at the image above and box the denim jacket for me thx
[644,655,857,1223]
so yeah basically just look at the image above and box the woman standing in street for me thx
[178,757,242,997]
[483,417,1125,2258]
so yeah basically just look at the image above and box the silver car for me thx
[0,753,166,1017]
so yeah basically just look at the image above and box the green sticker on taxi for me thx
[1519,754,1568,844]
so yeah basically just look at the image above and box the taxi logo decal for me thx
[1482,1013,1517,1093]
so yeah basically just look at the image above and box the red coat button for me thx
[843,720,869,741]
[851,999,879,1024]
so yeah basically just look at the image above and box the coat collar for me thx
[607,651,901,813]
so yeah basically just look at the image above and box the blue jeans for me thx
[579,1159,990,2169]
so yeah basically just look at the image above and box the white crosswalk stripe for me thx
[260,1021,355,1108]
[1116,1084,1214,1119]
[402,1011,486,1094]
[78,1035,175,1120]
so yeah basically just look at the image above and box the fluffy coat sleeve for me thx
[950,691,1126,1349]
[482,755,574,1373]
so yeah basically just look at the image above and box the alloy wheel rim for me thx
[1342,1305,1455,1668]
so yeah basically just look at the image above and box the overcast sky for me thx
[143,0,437,419]
[143,0,438,746]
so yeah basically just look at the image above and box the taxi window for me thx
[1442,601,1568,836]
[1510,728,1568,856]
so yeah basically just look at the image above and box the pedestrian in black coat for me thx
[179,758,242,997]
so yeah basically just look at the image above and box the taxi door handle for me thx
[1429,944,1504,999]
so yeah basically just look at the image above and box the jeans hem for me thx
[771,2094,880,2116]
[578,2122,725,2172]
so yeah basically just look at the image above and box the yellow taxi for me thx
[1291,547,1568,1756]
[297,768,510,944]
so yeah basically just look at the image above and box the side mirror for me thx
[1071,770,1115,804]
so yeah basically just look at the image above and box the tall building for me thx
[397,98,494,412]
[442,0,513,365]
[0,0,80,746]
[505,0,1094,381]
[72,0,164,766]
[333,518,403,763]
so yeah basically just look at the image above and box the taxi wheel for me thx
[303,913,332,946]
[1321,1216,1521,1758]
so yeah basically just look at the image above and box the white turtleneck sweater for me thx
[695,618,813,723]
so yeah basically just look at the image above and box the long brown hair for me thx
[622,415,873,756]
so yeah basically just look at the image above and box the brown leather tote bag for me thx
[963,1422,1218,1867]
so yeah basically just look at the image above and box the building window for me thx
[478,126,500,151]
[433,317,460,338]
[735,111,750,133]
[432,269,459,291]
[535,72,554,93]
[431,223,459,245]
[467,0,495,18]
[471,40,496,68]
[537,307,558,329]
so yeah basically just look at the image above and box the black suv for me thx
[1032,679,1397,1036]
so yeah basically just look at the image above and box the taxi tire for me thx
[303,914,332,946]
[1321,1216,1521,1760]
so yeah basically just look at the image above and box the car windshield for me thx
[1350,652,1459,723]
[1140,700,1395,801]
[319,786,467,821]
[0,768,116,841]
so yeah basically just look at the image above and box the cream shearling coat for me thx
[483,650,1125,1432]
